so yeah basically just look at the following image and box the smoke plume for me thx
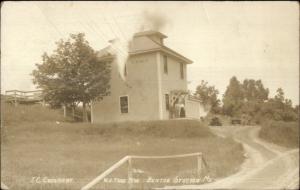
[107,10,169,81]
[140,10,169,32]
[108,38,129,80]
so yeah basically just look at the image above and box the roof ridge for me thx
[134,30,167,38]
[147,37,193,64]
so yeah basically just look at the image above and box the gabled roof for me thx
[129,46,193,64]
[96,47,114,61]
[97,31,193,64]
[130,34,193,64]
[97,46,112,57]
[134,30,167,39]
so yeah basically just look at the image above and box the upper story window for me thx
[163,55,168,74]
[120,96,129,113]
[180,62,184,79]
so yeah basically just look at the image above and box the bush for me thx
[209,117,222,126]
[204,113,231,126]
[259,120,299,148]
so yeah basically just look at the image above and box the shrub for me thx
[209,117,222,126]
[259,120,299,148]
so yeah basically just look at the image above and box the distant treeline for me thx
[194,76,298,124]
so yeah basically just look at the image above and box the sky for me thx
[1,1,299,105]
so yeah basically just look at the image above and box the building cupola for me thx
[133,30,167,45]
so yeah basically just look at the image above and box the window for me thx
[163,55,168,74]
[165,94,170,110]
[180,62,184,79]
[120,96,129,113]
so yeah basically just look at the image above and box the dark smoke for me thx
[140,10,169,32]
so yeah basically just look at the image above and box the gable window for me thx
[120,96,129,113]
[180,62,184,79]
[163,55,168,74]
[165,94,170,110]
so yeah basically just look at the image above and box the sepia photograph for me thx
[1,1,299,190]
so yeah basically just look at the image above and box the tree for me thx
[274,88,285,103]
[222,76,244,117]
[260,88,298,122]
[222,77,297,123]
[32,33,111,122]
[242,79,269,102]
[194,80,220,113]
[294,105,299,114]
[241,79,269,120]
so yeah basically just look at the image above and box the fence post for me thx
[128,156,133,190]
[63,105,67,118]
[197,153,202,177]
[14,91,17,107]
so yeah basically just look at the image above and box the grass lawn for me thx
[1,104,245,190]
[259,120,299,148]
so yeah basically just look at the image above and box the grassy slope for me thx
[1,104,244,190]
[259,120,299,148]
[1,102,65,126]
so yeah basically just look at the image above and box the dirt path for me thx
[162,126,299,189]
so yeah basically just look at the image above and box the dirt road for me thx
[163,126,299,189]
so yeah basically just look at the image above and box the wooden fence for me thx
[81,152,209,190]
[5,90,43,105]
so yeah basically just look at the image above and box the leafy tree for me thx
[242,79,269,102]
[274,88,285,103]
[241,79,269,120]
[222,77,298,123]
[294,105,299,114]
[260,88,298,122]
[222,76,244,116]
[32,33,111,122]
[194,80,220,113]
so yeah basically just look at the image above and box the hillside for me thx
[1,103,245,189]
[1,97,64,126]
[259,120,299,148]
